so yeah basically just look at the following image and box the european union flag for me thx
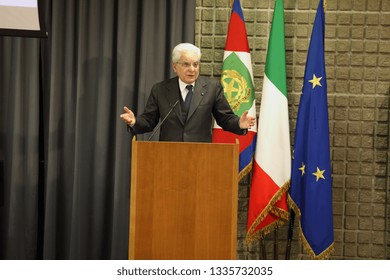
[288,0,334,259]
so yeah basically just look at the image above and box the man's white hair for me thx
[172,43,201,63]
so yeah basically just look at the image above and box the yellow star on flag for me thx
[309,74,322,89]
[312,167,325,182]
[222,77,238,100]
[299,162,305,176]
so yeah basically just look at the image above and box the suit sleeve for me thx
[130,84,160,134]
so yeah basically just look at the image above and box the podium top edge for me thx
[133,140,240,147]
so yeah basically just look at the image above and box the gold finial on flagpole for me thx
[324,0,327,12]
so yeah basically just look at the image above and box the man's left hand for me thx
[239,111,256,129]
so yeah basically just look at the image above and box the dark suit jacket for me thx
[131,76,246,142]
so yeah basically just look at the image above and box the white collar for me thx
[178,79,195,92]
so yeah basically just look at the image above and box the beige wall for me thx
[195,0,390,259]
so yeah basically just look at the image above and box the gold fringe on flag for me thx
[238,159,253,182]
[287,195,335,259]
[245,180,290,245]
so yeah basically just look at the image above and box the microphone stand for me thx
[147,100,179,141]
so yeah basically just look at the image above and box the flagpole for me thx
[259,237,267,259]
[285,210,295,259]
[273,228,278,259]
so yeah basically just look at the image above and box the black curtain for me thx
[0,0,195,260]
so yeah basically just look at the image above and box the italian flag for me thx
[246,0,291,241]
[212,0,257,180]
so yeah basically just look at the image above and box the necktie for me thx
[185,85,193,110]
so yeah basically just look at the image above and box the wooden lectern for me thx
[128,140,239,260]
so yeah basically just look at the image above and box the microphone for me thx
[147,100,179,141]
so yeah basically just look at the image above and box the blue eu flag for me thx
[289,0,334,259]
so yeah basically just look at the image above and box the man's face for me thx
[172,50,200,84]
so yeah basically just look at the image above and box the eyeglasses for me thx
[176,61,200,69]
